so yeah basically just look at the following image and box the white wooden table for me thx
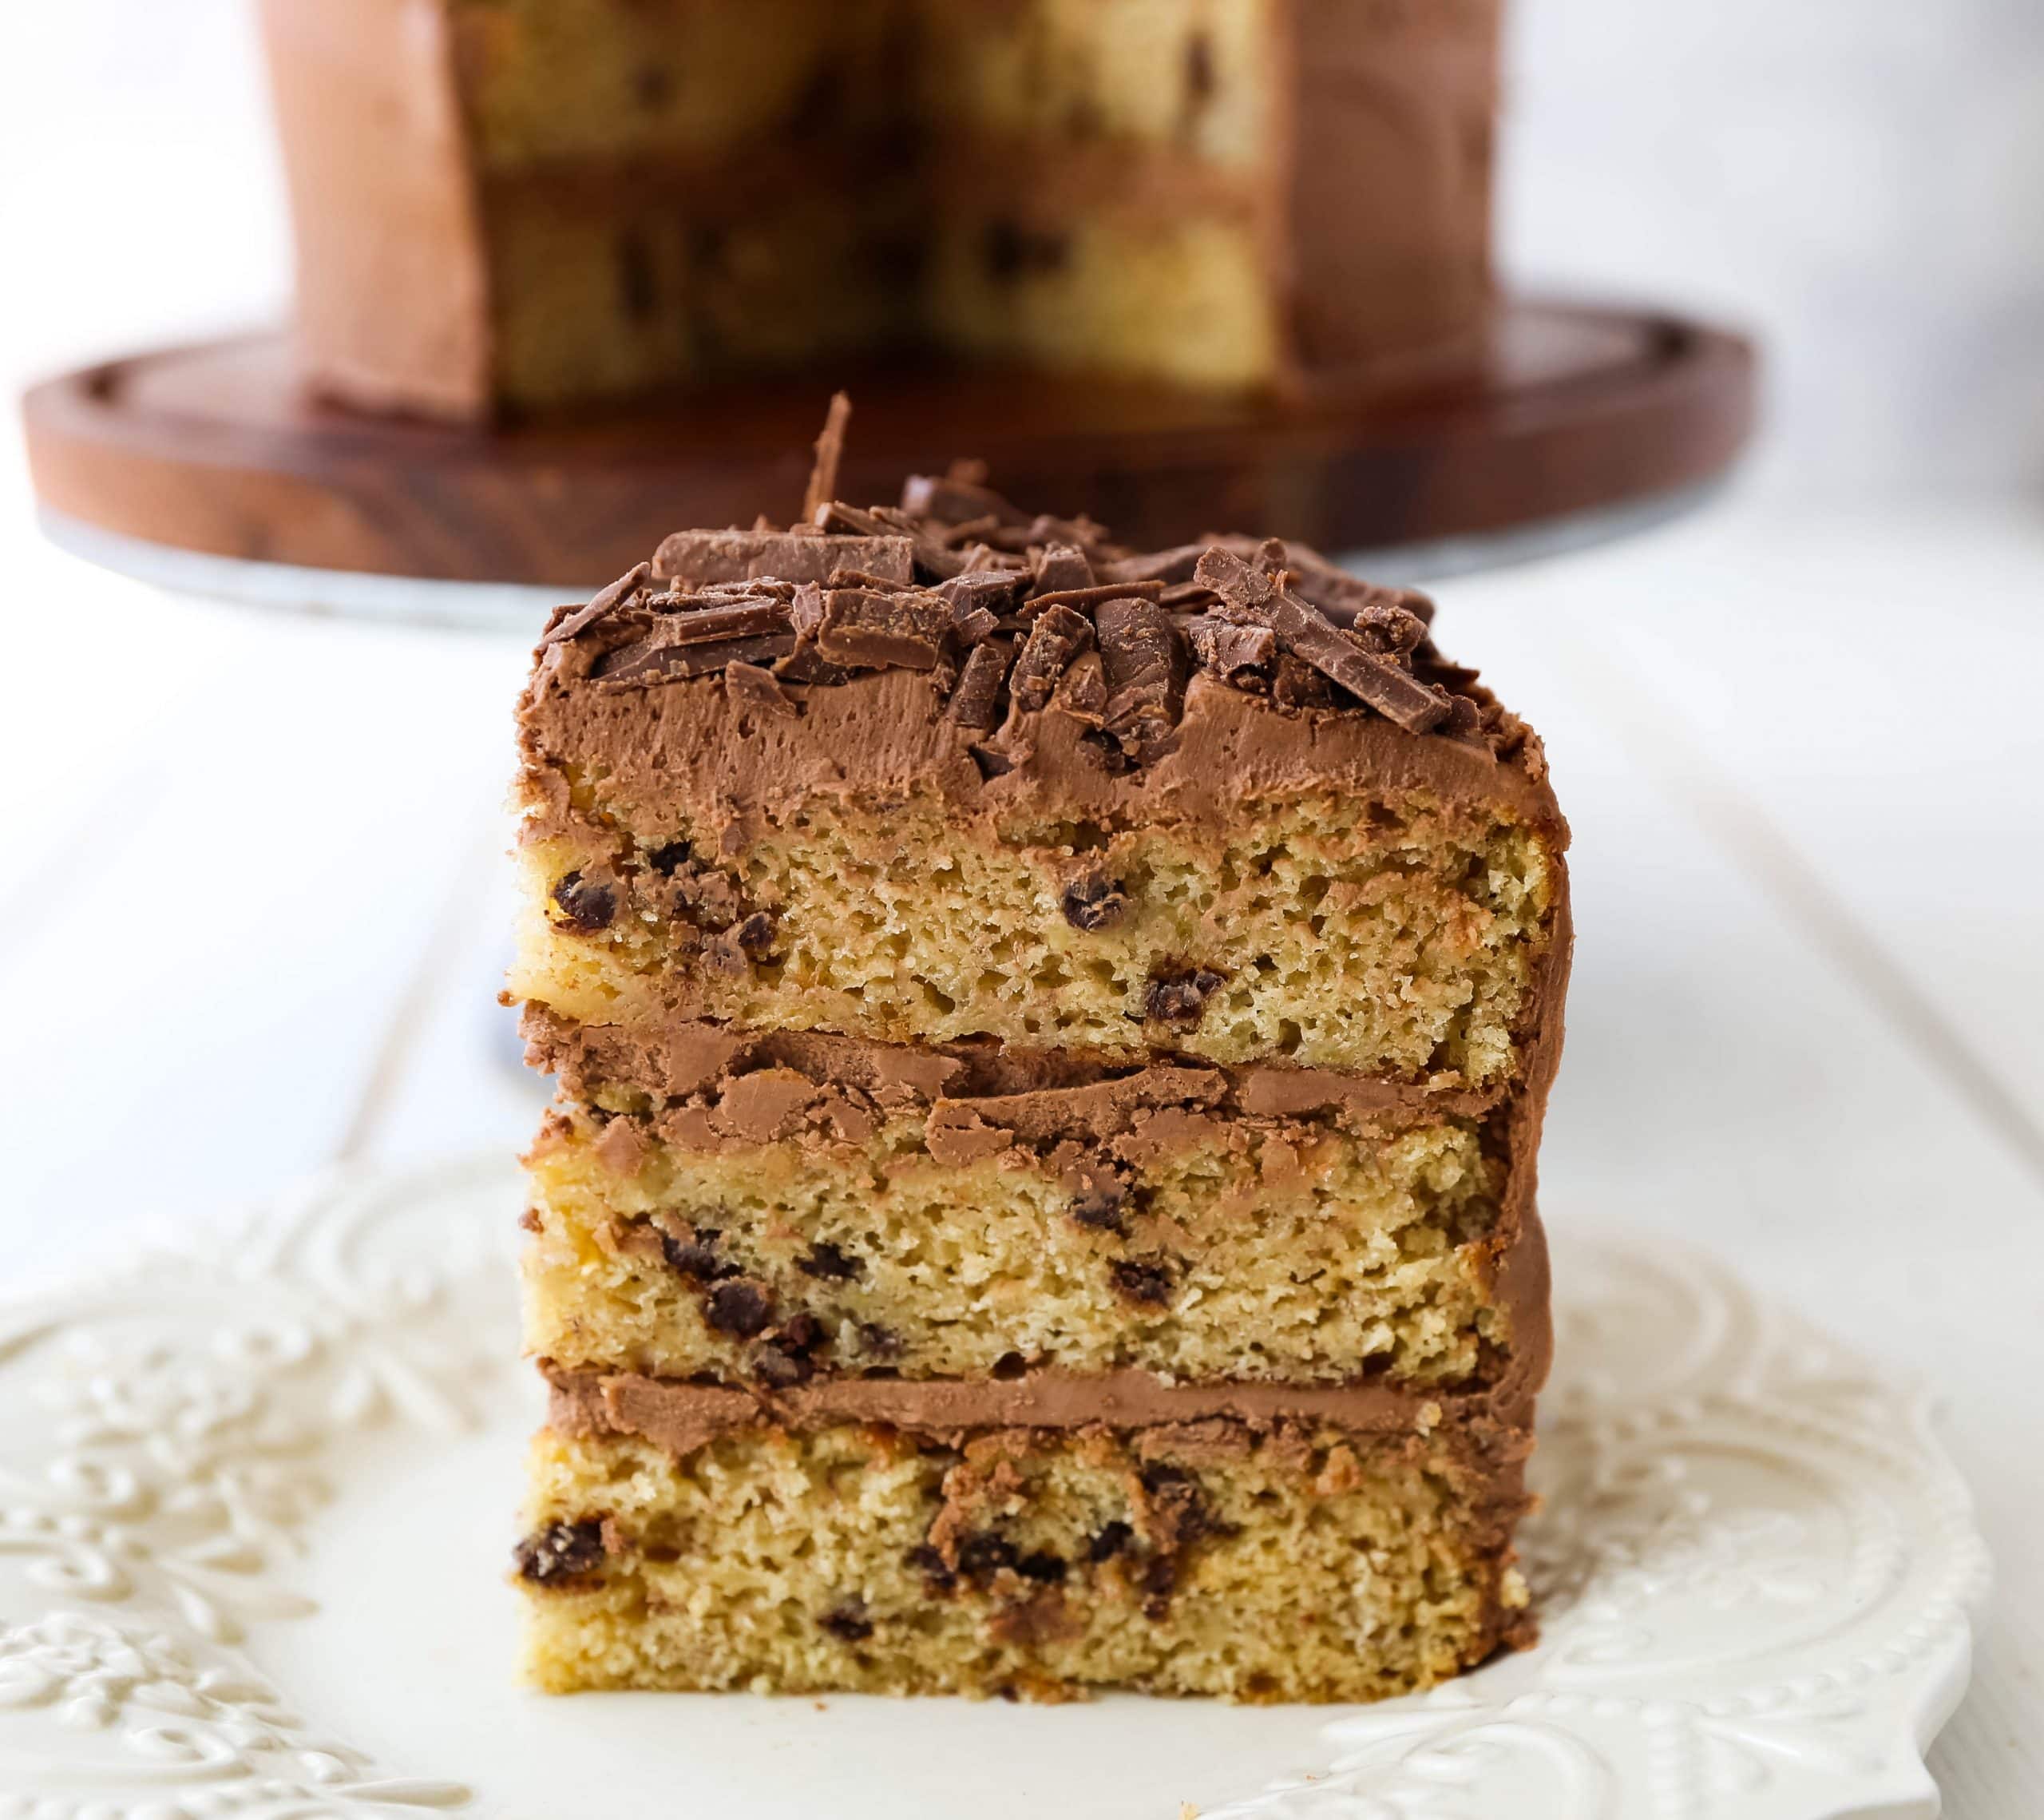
[1,461,2038,1814]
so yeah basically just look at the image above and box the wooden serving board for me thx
[22,299,1755,589]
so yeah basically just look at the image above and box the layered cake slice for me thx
[508,429,1568,1700]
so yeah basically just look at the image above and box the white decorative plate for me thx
[0,1160,1987,1820]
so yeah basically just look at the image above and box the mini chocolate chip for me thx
[550,870,616,934]
[731,911,777,958]
[513,1519,607,1585]
[991,1350,1030,1380]
[659,1227,735,1283]
[1109,1259,1176,1308]
[647,840,692,875]
[705,1279,774,1338]
[1140,1463,1225,1545]
[750,1342,810,1388]
[1087,1520,1134,1563]
[797,1241,862,1281]
[819,1598,873,1642]
[905,1543,956,1591]
[1141,1552,1178,1620]
[1017,1552,1067,1584]
[1144,966,1225,1027]
[1069,1185,1128,1236]
[958,1534,1020,1583]
[858,1321,903,1359]
[1061,875,1128,932]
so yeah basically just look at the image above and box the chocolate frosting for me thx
[541,1344,1543,1465]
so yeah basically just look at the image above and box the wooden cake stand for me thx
[22,299,1755,630]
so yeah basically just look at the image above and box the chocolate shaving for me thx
[1187,616,1278,682]
[1010,605,1094,712]
[900,473,1030,528]
[595,632,798,688]
[544,561,650,646]
[656,528,913,589]
[1028,580,1167,613]
[1030,542,1095,596]
[726,660,798,719]
[801,392,852,524]
[1194,545,1448,734]
[604,597,793,656]
[816,587,951,670]
[1053,649,1109,725]
[1095,597,1187,759]
[947,640,1012,732]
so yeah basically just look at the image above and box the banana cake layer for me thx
[520,1025,1551,1388]
[509,481,1570,1091]
[517,1370,1535,1701]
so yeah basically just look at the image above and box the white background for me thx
[1,4,2040,1816]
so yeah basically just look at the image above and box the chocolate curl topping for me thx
[1011,605,1095,712]
[1194,545,1449,735]
[947,640,1012,732]
[802,392,853,525]
[1096,596,1187,759]
[545,561,650,646]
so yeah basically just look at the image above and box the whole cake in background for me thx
[503,406,1570,1701]
[259,0,1503,418]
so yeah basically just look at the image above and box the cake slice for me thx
[507,433,1567,1701]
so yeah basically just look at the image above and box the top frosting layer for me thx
[517,457,1565,847]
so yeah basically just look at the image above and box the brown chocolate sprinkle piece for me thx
[816,587,951,671]
[705,1279,774,1339]
[1061,874,1128,933]
[1187,616,1278,681]
[543,561,649,646]
[596,632,799,687]
[1011,605,1094,712]
[901,473,1030,528]
[1145,966,1224,1026]
[655,528,913,589]
[549,870,616,934]
[948,640,1012,732]
[1196,545,1448,734]
[1031,542,1095,596]
[1096,596,1187,759]
[1109,1259,1177,1308]
[802,392,852,525]
[797,1241,863,1281]
[1054,650,1109,725]
[818,1598,873,1643]
[514,1519,608,1585]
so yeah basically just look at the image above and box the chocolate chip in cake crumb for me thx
[857,1321,903,1360]
[1087,1520,1134,1563]
[753,1310,830,1383]
[646,839,691,875]
[991,1350,1030,1380]
[1017,1552,1068,1584]
[1069,1184,1129,1236]
[549,870,616,934]
[905,1543,956,1592]
[1145,966,1225,1027]
[797,1241,863,1281]
[818,1598,873,1643]
[513,1519,608,1585]
[659,1225,736,1283]
[1109,1259,1178,1308]
[704,1279,775,1338]
[1061,874,1128,932]
[958,1533,1020,1583]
